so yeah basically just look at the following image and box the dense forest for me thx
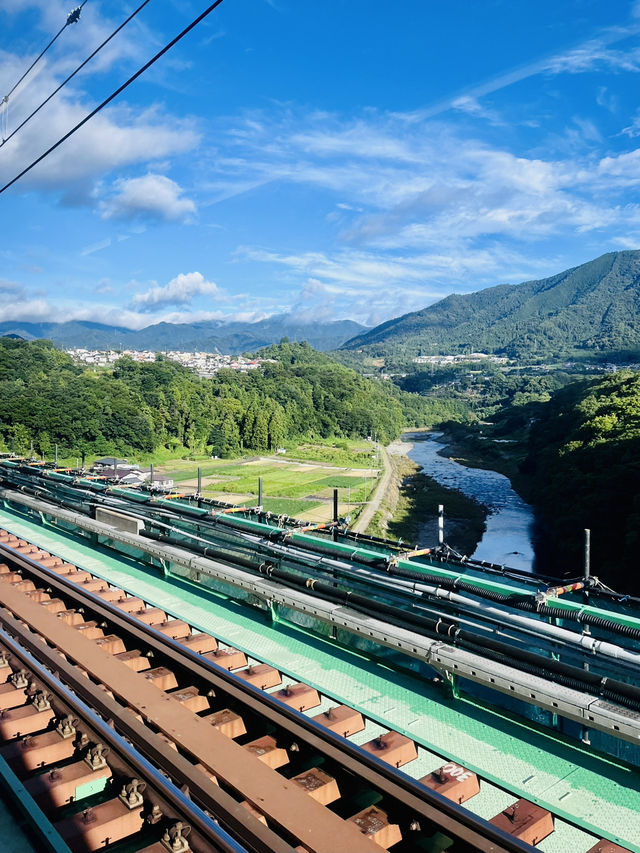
[0,338,439,458]
[521,371,640,591]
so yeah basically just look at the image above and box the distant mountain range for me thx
[0,315,367,354]
[342,250,640,360]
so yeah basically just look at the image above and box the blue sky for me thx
[1,0,640,330]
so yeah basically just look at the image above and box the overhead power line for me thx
[2,3,88,104]
[0,0,226,196]
[1,0,153,149]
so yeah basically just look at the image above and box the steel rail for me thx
[0,609,294,853]
[0,539,539,853]
[0,620,256,853]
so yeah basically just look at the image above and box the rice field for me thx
[156,441,381,523]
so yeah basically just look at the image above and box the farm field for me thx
[155,440,382,523]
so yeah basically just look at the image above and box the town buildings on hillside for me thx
[66,349,277,377]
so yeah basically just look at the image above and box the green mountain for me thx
[342,250,640,360]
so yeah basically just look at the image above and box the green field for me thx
[244,497,323,516]
[154,439,381,523]
[203,464,370,502]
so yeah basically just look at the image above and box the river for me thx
[404,432,535,572]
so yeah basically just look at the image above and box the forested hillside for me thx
[523,371,640,591]
[0,339,436,458]
[342,250,640,362]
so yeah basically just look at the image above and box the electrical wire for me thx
[0,0,226,196]
[1,0,152,149]
[2,3,88,104]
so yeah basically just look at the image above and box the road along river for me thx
[403,432,535,572]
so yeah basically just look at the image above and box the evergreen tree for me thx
[268,407,286,450]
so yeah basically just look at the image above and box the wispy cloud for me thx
[236,244,561,325]
[621,109,640,137]
[209,97,640,321]
[389,18,640,127]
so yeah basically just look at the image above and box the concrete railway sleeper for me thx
[0,530,629,853]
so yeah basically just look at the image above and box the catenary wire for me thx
[1,0,153,149]
[2,3,88,105]
[0,0,226,196]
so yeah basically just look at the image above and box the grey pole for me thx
[197,467,202,495]
[333,488,339,541]
[258,477,263,509]
[438,504,444,547]
[583,527,591,616]
[584,528,591,581]
[150,463,154,488]
[55,444,58,467]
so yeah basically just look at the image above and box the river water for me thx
[404,432,535,572]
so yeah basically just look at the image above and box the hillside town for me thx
[66,348,277,377]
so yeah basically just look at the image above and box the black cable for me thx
[2,3,88,103]
[1,0,152,149]
[0,0,226,196]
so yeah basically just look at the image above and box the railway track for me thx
[0,527,629,853]
[0,625,250,853]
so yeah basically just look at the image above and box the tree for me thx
[251,410,269,452]
[268,407,286,450]
[10,424,31,455]
[37,431,52,459]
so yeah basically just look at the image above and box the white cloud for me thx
[0,96,199,192]
[0,278,26,301]
[452,96,503,125]
[6,2,640,328]
[612,234,640,249]
[621,110,640,137]
[598,148,640,183]
[100,174,196,222]
[215,109,638,245]
[2,0,154,78]
[543,41,640,75]
[596,86,618,112]
[0,3,200,199]
[382,19,640,129]
[208,98,640,322]
[0,293,268,330]
[236,243,562,325]
[130,272,222,310]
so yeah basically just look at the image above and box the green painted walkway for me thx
[0,789,44,853]
[1,507,638,851]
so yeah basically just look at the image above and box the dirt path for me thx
[352,442,392,533]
